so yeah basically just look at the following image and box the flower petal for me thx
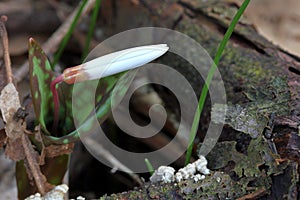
[63,44,169,84]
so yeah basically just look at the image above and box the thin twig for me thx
[0,15,13,84]
[85,137,143,185]
[21,133,51,195]
[14,0,97,83]
[0,15,53,196]
[237,188,267,200]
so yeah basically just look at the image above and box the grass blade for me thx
[185,0,251,165]
[145,158,155,175]
[81,0,102,61]
[52,0,88,67]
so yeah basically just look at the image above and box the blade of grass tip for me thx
[145,158,155,175]
[81,0,101,62]
[52,0,88,67]
[185,0,251,165]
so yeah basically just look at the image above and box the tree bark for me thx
[94,0,300,199]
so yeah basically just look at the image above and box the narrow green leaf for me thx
[28,38,55,135]
[145,158,155,175]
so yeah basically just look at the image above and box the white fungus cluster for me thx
[149,166,176,183]
[25,184,69,200]
[150,155,210,183]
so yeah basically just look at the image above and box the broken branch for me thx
[0,15,13,84]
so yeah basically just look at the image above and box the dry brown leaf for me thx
[5,137,25,161]
[0,83,20,122]
[45,143,74,158]
[0,83,23,140]
[21,134,54,195]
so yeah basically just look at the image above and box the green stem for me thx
[185,0,251,165]
[81,0,101,61]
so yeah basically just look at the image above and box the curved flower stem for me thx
[50,74,64,131]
